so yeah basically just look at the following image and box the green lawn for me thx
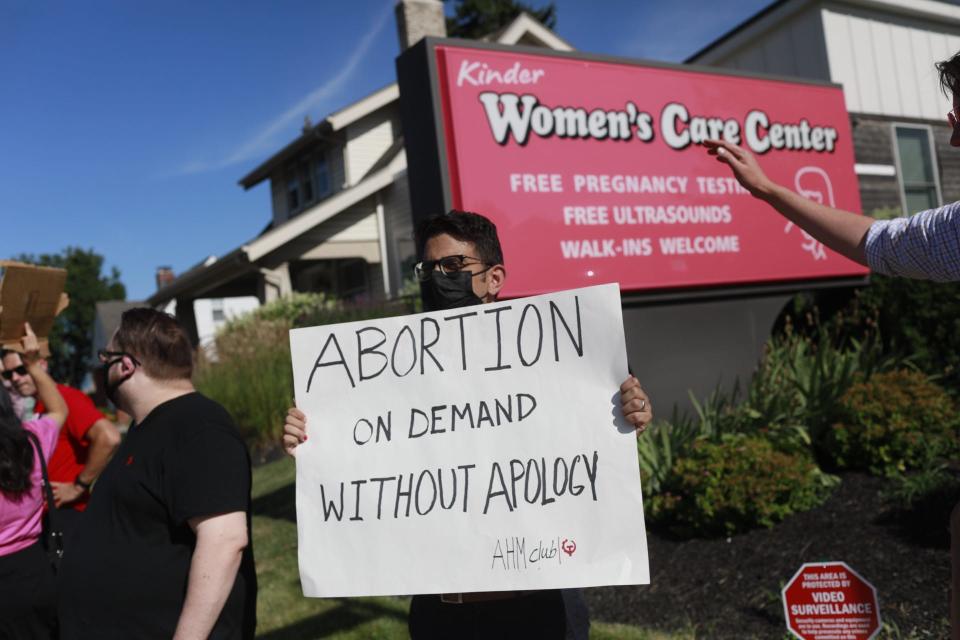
[251,457,690,639]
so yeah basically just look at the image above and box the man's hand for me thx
[51,481,86,508]
[620,376,653,435]
[703,139,776,199]
[282,408,307,457]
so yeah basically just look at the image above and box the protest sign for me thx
[0,261,69,357]
[290,283,649,597]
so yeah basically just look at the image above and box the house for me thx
[686,0,960,217]
[147,0,571,344]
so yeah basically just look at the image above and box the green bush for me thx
[194,319,293,446]
[648,434,837,536]
[194,294,419,447]
[822,369,960,476]
[785,277,960,401]
[858,274,960,398]
[227,292,335,328]
[637,415,701,497]
[296,297,418,328]
[709,306,903,458]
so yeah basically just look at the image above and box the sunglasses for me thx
[97,350,141,367]
[413,254,488,282]
[0,365,28,381]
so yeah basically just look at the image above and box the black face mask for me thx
[102,362,132,408]
[420,270,484,312]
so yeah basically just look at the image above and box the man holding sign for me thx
[284,211,652,639]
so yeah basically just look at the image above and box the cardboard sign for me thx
[783,561,881,640]
[290,283,649,597]
[0,261,69,357]
[398,40,869,298]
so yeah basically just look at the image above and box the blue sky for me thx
[0,0,772,300]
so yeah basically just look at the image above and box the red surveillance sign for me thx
[782,561,881,640]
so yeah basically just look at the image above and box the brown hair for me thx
[416,210,504,266]
[936,50,960,98]
[114,308,193,380]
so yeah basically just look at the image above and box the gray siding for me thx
[852,114,959,216]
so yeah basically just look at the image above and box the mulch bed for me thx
[585,472,953,639]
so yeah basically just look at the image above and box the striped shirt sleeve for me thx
[864,201,960,282]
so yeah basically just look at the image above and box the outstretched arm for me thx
[703,138,872,266]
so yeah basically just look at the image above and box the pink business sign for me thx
[433,44,869,297]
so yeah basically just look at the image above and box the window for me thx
[211,298,225,323]
[299,163,314,204]
[337,259,368,298]
[286,176,300,212]
[315,154,330,198]
[286,158,328,216]
[893,125,942,214]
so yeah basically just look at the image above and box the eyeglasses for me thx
[97,350,141,368]
[413,254,488,282]
[0,365,28,381]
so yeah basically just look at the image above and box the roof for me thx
[91,300,143,360]
[482,12,574,51]
[685,0,790,63]
[686,0,960,63]
[238,84,399,190]
[95,300,142,333]
[148,146,408,306]
[238,12,572,190]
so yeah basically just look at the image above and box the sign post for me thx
[782,561,881,640]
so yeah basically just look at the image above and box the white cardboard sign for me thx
[290,283,649,597]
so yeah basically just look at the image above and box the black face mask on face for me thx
[420,269,485,312]
[102,362,132,408]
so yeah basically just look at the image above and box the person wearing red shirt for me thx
[1,349,120,526]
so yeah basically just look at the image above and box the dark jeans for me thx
[408,590,567,640]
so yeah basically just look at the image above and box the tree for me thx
[445,0,557,39]
[13,248,126,388]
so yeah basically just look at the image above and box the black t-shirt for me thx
[58,392,257,639]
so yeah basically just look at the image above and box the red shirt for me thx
[36,384,106,511]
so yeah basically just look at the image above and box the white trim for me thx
[688,0,960,65]
[375,193,391,297]
[687,0,808,64]
[326,84,399,132]
[890,121,943,215]
[854,163,897,176]
[244,150,407,262]
[492,13,574,51]
[842,0,960,23]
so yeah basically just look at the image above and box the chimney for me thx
[395,0,446,50]
[155,266,175,290]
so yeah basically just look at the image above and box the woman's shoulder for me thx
[22,415,61,452]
